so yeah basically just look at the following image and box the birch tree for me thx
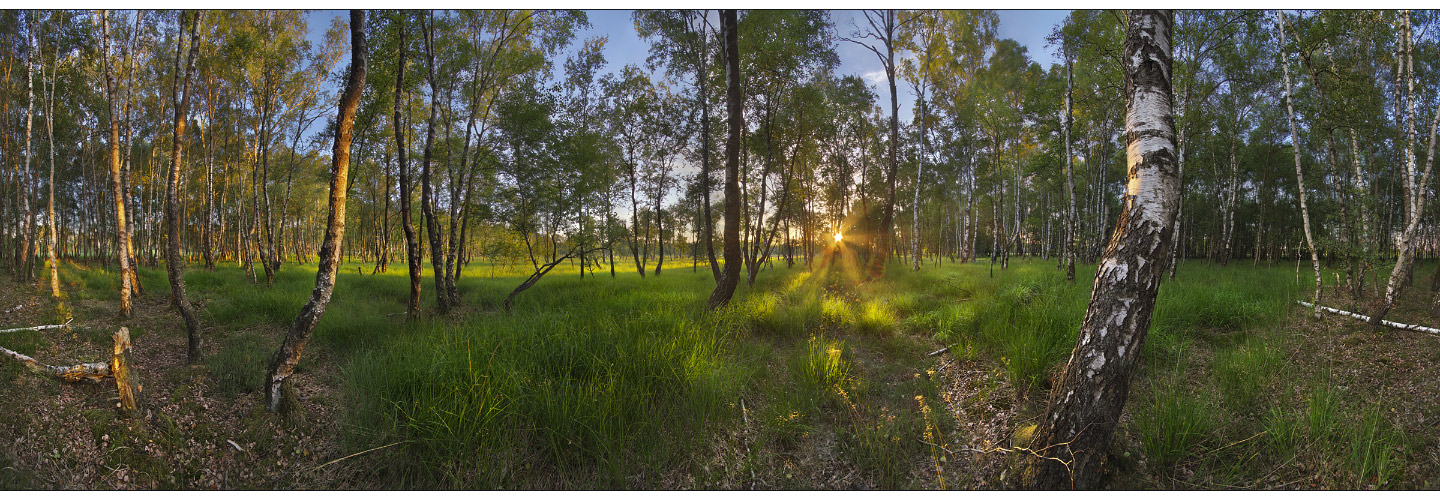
[164,11,204,363]
[1367,10,1440,324]
[100,10,134,318]
[707,9,742,309]
[1024,10,1180,489]
[266,9,366,412]
[1276,10,1323,318]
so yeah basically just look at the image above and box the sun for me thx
[834,232,843,243]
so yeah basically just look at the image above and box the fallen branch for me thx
[0,318,73,334]
[309,441,406,472]
[0,327,140,410]
[1296,300,1440,336]
[3,304,22,314]
[927,347,949,357]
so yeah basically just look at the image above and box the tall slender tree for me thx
[164,11,204,363]
[420,10,449,313]
[841,10,905,279]
[392,12,421,319]
[1275,10,1322,318]
[266,9,367,412]
[100,10,133,318]
[707,9,742,310]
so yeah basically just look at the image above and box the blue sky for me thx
[304,9,1072,125]
[572,10,1070,123]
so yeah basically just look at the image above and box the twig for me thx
[0,317,73,334]
[1296,300,1440,336]
[927,347,949,357]
[309,441,406,472]
[739,397,756,490]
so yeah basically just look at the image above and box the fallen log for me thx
[0,318,73,334]
[1296,300,1440,336]
[0,327,140,410]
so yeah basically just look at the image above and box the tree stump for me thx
[111,327,139,412]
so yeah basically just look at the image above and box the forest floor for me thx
[2,253,1440,489]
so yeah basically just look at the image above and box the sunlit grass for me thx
[41,253,1382,489]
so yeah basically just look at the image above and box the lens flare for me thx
[834,232,843,242]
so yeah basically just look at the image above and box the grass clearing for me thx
[3,256,1439,488]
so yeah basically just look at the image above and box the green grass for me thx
[1136,363,1216,469]
[796,335,849,391]
[208,332,270,396]
[28,255,1420,489]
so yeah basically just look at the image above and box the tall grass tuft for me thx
[796,335,849,391]
[1137,366,1215,468]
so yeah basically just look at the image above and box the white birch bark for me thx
[1276,11,1323,318]
[1370,12,1440,323]
[1064,56,1079,282]
[1026,10,1180,489]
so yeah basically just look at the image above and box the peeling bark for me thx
[1276,11,1323,319]
[1025,10,1179,490]
[0,328,139,411]
[266,11,366,412]
[165,11,204,364]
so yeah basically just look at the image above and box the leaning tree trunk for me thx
[1366,12,1440,321]
[101,11,133,318]
[1276,10,1323,319]
[707,9,742,310]
[165,12,204,364]
[266,10,366,413]
[1024,10,1180,490]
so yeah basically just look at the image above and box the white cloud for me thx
[861,70,887,86]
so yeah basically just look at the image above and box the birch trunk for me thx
[420,11,449,313]
[1369,12,1440,323]
[165,12,204,364]
[38,21,60,298]
[707,9,742,309]
[1025,10,1179,489]
[1064,56,1078,282]
[393,14,421,319]
[101,11,133,318]
[19,11,35,283]
[266,10,366,412]
[1276,11,1323,319]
